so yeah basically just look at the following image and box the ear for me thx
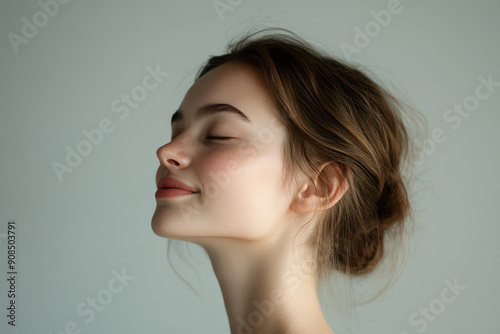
[290,162,350,214]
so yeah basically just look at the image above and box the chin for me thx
[151,209,205,242]
[151,209,182,238]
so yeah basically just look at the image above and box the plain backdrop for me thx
[1,0,499,333]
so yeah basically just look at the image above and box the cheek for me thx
[197,144,285,239]
[198,144,256,187]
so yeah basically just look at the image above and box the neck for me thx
[198,228,334,334]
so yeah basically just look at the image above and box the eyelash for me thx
[205,136,233,141]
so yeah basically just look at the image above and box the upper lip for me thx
[157,176,199,193]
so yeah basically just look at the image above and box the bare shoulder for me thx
[288,325,334,334]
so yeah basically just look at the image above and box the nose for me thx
[156,139,190,169]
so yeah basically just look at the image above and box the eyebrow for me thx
[170,103,252,125]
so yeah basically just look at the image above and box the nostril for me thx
[167,159,180,166]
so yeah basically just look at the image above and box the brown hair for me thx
[172,26,427,331]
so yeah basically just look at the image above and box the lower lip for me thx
[155,188,199,198]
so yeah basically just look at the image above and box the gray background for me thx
[1,0,499,333]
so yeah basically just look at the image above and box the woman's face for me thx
[152,62,294,245]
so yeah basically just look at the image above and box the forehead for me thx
[178,62,278,126]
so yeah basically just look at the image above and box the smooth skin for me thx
[152,61,347,334]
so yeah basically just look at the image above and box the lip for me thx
[155,188,198,198]
[157,176,199,193]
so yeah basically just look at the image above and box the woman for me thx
[152,27,425,334]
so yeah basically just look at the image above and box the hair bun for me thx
[387,179,396,192]
[376,177,408,231]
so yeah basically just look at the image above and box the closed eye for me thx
[205,136,233,141]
